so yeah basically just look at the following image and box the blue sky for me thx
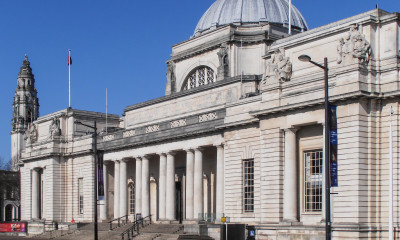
[0,0,399,162]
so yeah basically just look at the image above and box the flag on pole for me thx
[68,50,72,108]
[68,51,72,65]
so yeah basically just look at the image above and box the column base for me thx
[280,219,300,226]
[158,219,173,224]
[182,219,198,224]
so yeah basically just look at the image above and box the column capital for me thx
[166,151,177,156]
[138,155,151,160]
[283,127,299,134]
[184,148,194,153]
[157,152,167,157]
[214,143,224,149]
[193,146,205,152]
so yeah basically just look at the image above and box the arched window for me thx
[128,183,135,215]
[183,66,216,90]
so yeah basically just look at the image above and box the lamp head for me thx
[298,54,311,62]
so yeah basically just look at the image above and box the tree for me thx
[0,157,12,171]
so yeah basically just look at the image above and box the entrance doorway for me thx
[175,182,183,223]
[5,205,13,221]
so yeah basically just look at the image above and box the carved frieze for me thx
[260,48,292,89]
[146,125,160,133]
[123,130,136,138]
[170,119,187,128]
[103,134,115,142]
[199,112,217,122]
[337,23,371,64]
[49,117,62,138]
[165,61,176,95]
[217,43,229,80]
[25,123,38,144]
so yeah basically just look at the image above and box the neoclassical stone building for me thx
[14,0,400,239]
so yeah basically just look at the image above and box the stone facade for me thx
[15,4,400,240]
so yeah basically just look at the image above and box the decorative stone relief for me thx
[217,43,229,80]
[170,119,186,128]
[49,117,61,138]
[123,130,136,138]
[102,134,115,142]
[337,23,371,64]
[261,48,292,87]
[146,125,160,133]
[199,112,217,122]
[25,123,38,144]
[165,61,176,95]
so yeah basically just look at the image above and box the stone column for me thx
[32,168,40,219]
[283,127,298,221]
[114,161,120,219]
[215,145,224,216]
[165,152,176,220]
[158,154,167,220]
[142,156,150,217]
[194,148,203,220]
[120,160,128,217]
[185,149,194,220]
[100,163,108,221]
[135,158,142,215]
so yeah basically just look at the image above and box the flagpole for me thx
[106,88,108,134]
[288,0,292,35]
[68,49,71,108]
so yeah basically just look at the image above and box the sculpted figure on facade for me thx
[49,117,61,138]
[261,48,292,88]
[217,43,229,80]
[25,123,38,144]
[337,23,371,64]
[165,61,176,95]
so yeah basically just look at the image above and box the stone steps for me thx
[27,223,212,240]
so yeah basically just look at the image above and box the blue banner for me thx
[329,105,338,187]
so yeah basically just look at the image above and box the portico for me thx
[102,137,225,222]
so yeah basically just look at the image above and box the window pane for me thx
[243,159,254,213]
[78,178,84,214]
[186,66,215,90]
[304,150,323,212]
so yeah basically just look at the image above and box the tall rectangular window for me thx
[129,184,135,215]
[243,159,254,213]
[78,178,84,214]
[304,150,323,212]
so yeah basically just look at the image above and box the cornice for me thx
[124,75,261,112]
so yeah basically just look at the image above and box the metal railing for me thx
[121,215,152,240]
[197,213,225,223]
[108,215,129,230]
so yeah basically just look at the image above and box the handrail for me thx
[121,215,152,240]
[108,215,129,230]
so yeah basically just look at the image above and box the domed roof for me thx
[194,0,308,36]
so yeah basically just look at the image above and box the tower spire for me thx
[11,55,39,171]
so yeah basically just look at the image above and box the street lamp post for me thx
[75,120,98,240]
[298,55,331,240]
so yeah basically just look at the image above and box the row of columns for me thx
[103,145,224,221]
